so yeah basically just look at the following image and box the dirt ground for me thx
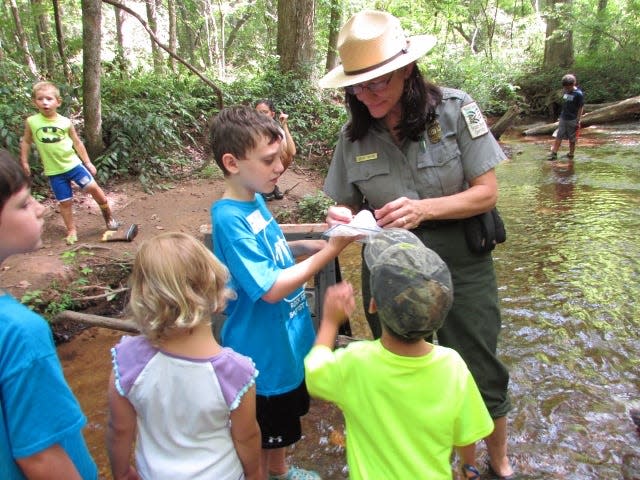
[0,165,324,301]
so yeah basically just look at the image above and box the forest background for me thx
[1,0,639,195]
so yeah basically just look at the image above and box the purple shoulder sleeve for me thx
[111,336,158,395]
[211,348,258,410]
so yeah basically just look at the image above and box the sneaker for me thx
[273,185,284,200]
[546,152,558,161]
[106,218,121,230]
[262,191,276,202]
[65,233,78,245]
[269,467,322,480]
[565,153,575,159]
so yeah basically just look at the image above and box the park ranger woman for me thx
[320,10,515,480]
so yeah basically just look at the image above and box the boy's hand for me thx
[321,282,355,329]
[278,112,289,125]
[326,205,353,227]
[84,161,97,176]
[327,233,356,252]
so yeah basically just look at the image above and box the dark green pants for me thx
[362,222,511,418]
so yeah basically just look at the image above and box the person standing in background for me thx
[547,74,584,162]
[255,99,296,201]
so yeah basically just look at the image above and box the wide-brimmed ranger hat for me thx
[319,10,437,89]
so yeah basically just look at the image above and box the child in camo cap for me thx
[305,229,494,480]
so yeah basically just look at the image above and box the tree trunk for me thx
[31,0,55,77]
[113,3,127,75]
[224,9,253,59]
[52,0,72,83]
[177,2,197,66]
[543,0,574,68]
[587,0,608,53]
[522,96,640,135]
[104,0,224,108]
[167,0,177,72]
[490,104,521,140]
[9,0,39,77]
[277,0,315,79]
[81,0,104,158]
[202,0,215,68]
[324,0,341,73]
[145,0,163,73]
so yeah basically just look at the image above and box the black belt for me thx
[413,219,460,230]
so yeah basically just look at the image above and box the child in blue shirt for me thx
[0,149,97,479]
[209,106,354,480]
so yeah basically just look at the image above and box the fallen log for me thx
[522,95,640,136]
[490,104,520,140]
[54,310,139,333]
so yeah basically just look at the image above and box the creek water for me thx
[60,123,640,479]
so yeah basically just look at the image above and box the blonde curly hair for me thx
[128,232,235,343]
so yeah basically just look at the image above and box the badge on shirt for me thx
[461,102,489,139]
[427,121,442,144]
[247,209,268,234]
[356,153,378,163]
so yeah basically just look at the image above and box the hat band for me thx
[343,46,408,76]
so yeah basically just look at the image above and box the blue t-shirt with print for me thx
[211,194,314,396]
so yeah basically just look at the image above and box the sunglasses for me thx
[344,71,396,95]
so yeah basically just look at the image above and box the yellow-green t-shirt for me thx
[27,113,81,176]
[305,341,494,480]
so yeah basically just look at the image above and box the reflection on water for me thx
[495,129,640,478]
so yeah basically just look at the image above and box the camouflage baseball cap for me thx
[364,229,453,341]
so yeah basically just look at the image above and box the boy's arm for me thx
[288,239,326,258]
[230,385,262,480]
[262,235,355,303]
[281,121,296,157]
[15,444,82,480]
[107,371,140,480]
[20,121,33,176]
[68,124,97,176]
[315,282,355,348]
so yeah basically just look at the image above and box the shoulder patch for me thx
[461,102,489,139]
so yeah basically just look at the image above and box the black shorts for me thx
[256,381,310,449]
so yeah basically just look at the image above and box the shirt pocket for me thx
[416,134,464,196]
[346,159,391,199]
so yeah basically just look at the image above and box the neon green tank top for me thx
[27,113,81,176]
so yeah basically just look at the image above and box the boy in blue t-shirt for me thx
[0,149,97,479]
[208,106,354,480]
[548,73,585,162]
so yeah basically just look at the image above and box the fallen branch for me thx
[522,95,640,135]
[71,287,128,302]
[53,310,139,333]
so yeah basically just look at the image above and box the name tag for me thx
[461,102,489,139]
[247,209,268,234]
[356,153,378,162]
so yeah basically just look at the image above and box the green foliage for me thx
[20,282,76,319]
[96,74,212,190]
[0,59,35,155]
[274,190,334,224]
[223,63,346,170]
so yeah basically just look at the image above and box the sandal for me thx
[462,463,481,479]
[269,467,322,480]
[65,233,78,245]
[487,463,518,479]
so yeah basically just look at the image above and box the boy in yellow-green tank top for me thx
[20,81,120,245]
